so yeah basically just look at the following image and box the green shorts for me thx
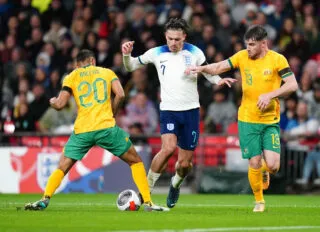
[64,126,132,160]
[238,120,281,159]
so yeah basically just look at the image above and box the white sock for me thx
[147,170,161,193]
[171,173,184,189]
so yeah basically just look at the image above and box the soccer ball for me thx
[116,189,141,211]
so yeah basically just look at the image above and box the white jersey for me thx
[138,43,206,111]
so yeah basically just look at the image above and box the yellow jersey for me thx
[62,65,118,134]
[228,49,292,124]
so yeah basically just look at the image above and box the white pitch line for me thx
[115,226,320,232]
[2,202,320,208]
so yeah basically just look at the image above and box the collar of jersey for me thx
[81,64,91,68]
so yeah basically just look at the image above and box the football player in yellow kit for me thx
[186,25,298,212]
[25,50,169,212]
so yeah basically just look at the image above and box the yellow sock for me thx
[43,169,64,198]
[131,162,151,203]
[262,159,271,173]
[248,166,264,202]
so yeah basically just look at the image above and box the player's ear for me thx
[90,57,96,66]
[182,33,186,41]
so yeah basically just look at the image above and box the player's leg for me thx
[24,155,77,211]
[249,155,265,212]
[261,158,270,190]
[25,132,93,210]
[119,145,169,211]
[262,124,281,190]
[44,155,76,198]
[262,150,280,190]
[167,149,193,208]
[147,110,178,193]
[238,121,265,212]
[167,108,198,208]
[173,149,193,187]
[119,145,150,203]
[97,126,169,211]
[148,133,177,192]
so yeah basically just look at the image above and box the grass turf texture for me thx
[1,194,320,232]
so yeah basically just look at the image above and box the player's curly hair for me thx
[76,49,95,62]
[164,18,189,34]
[244,25,268,41]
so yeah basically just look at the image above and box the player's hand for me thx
[49,97,57,106]
[218,78,237,88]
[121,41,135,55]
[257,93,273,111]
[185,65,203,75]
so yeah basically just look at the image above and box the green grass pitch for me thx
[1,193,320,232]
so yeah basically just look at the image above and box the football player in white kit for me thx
[122,18,236,208]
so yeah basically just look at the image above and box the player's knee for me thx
[127,156,142,166]
[161,145,176,156]
[177,159,191,169]
[249,157,262,169]
[266,161,280,174]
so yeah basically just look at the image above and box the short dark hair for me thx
[164,18,189,34]
[244,25,268,41]
[76,49,95,62]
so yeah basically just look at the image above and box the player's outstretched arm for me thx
[216,77,237,88]
[257,74,298,111]
[50,90,71,111]
[122,41,144,72]
[111,79,125,116]
[185,60,231,76]
[202,73,237,87]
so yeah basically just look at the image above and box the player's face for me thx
[165,29,186,53]
[245,39,265,59]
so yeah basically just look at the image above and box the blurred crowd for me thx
[0,0,320,143]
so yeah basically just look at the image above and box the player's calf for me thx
[262,170,270,190]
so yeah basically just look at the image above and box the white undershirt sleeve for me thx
[123,48,155,72]
[203,73,222,85]
[122,54,143,72]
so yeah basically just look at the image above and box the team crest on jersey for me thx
[183,55,192,66]
[167,123,174,131]
[263,69,272,75]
